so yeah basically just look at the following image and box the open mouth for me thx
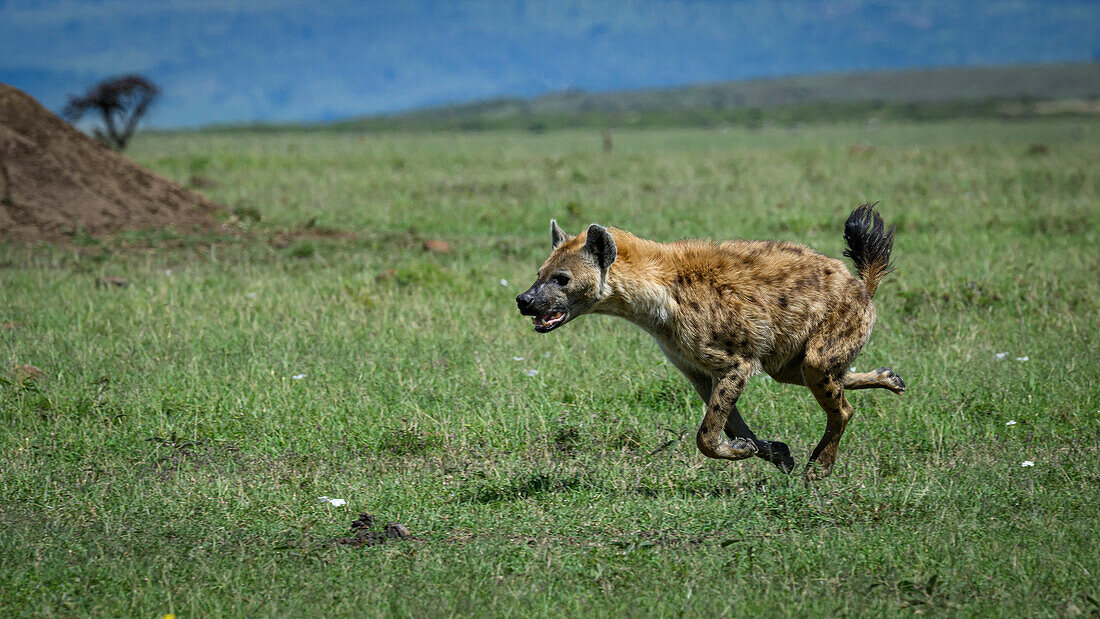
[532,311,567,332]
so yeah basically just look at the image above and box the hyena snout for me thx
[516,289,537,314]
[516,283,569,332]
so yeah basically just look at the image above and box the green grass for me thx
[2,119,1099,616]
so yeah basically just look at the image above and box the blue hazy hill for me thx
[1,0,1098,128]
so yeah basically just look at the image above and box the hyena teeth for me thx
[532,312,564,329]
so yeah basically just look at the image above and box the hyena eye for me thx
[551,273,571,287]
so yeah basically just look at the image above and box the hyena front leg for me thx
[723,404,795,474]
[842,367,906,394]
[695,361,757,462]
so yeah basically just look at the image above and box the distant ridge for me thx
[323,62,1100,132]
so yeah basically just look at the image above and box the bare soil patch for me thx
[333,513,412,548]
[0,83,220,242]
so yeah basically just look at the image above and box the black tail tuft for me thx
[843,202,895,297]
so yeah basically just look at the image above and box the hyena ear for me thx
[550,219,570,249]
[584,224,617,272]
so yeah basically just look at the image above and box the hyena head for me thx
[516,220,617,332]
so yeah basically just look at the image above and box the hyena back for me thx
[516,203,904,480]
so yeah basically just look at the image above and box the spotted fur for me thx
[517,205,905,480]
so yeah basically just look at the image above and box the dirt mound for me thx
[0,83,220,242]
[333,513,412,548]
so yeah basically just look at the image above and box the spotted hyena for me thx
[516,204,905,480]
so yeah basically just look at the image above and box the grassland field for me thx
[1,118,1098,616]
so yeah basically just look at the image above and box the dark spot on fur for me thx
[778,295,788,308]
[794,274,820,293]
[689,302,701,312]
[717,387,728,397]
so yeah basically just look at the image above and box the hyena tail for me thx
[843,202,895,298]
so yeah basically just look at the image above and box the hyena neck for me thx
[594,236,676,336]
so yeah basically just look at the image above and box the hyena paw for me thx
[803,460,834,482]
[875,367,906,394]
[727,437,758,460]
[757,440,795,475]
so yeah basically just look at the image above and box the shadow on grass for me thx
[457,472,584,504]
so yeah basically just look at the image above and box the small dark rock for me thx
[384,523,411,539]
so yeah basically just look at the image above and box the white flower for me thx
[318,496,347,507]
[1016,356,1029,362]
[165,269,173,276]
[292,373,307,380]
[1005,420,1016,426]
[246,292,258,298]
[993,352,1010,361]
[500,279,509,287]
[512,356,524,361]
[1020,461,1034,467]
[525,369,539,377]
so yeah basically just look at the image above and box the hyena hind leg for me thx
[842,367,906,394]
[802,366,856,481]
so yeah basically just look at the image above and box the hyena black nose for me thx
[516,291,534,312]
